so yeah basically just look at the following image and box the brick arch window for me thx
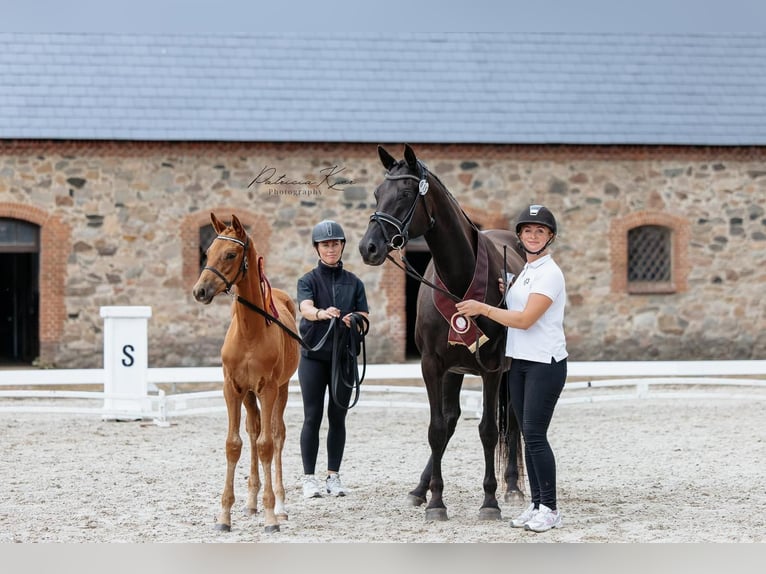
[0,203,70,363]
[181,209,272,289]
[610,211,689,294]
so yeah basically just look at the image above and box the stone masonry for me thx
[1,140,764,367]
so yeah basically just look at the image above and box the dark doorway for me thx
[0,218,40,365]
[0,253,40,364]
[403,241,432,359]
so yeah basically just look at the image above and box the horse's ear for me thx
[231,214,245,236]
[403,144,418,169]
[210,213,226,234]
[378,145,396,170]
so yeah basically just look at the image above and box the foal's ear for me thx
[210,212,226,234]
[403,144,418,169]
[231,214,245,236]
[378,145,396,170]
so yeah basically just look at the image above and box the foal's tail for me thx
[497,374,526,495]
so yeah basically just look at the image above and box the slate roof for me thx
[1,32,766,145]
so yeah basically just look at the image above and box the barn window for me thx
[627,225,675,293]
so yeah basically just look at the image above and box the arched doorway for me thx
[0,218,40,364]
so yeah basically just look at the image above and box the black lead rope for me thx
[235,295,369,409]
[330,313,370,411]
[234,295,336,352]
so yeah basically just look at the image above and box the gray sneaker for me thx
[510,503,538,528]
[524,503,562,532]
[326,473,348,496]
[302,475,322,499]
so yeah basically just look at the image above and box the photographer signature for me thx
[248,165,354,191]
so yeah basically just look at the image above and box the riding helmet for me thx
[311,220,346,244]
[514,205,557,235]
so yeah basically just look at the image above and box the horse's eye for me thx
[225,252,237,260]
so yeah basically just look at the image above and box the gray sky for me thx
[1,0,765,33]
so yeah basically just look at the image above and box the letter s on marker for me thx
[121,344,135,367]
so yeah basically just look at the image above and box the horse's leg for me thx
[498,374,525,502]
[407,456,432,507]
[272,382,289,523]
[255,384,280,533]
[407,373,463,506]
[503,421,525,503]
[477,373,502,520]
[243,390,262,516]
[215,384,243,532]
[422,368,464,521]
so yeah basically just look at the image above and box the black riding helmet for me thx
[515,204,557,256]
[311,220,346,245]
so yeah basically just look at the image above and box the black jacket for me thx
[297,261,369,360]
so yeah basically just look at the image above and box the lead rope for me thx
[329,313,370,410]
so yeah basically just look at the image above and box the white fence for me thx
[1,360,765,425]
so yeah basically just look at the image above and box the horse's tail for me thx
[496,373,525,495]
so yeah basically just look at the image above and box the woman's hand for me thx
[455,299,486,318]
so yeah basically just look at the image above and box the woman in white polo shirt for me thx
[456,204,567,534]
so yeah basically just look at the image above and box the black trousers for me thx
[298,356,352,475]
[507,357,567,510]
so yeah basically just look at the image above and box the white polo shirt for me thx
[504,254,568,363]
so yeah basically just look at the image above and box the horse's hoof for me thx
[264,524,280,533]
[504,489,525,503]
[425,508,449,522]
[214,523,231,532]
[407,493,426,507]
[479,506,502,521]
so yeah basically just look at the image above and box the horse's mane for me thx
[391,159,482,237]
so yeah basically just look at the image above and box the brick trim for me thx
[0,203,70,363]
[610,211,690,294]
[182,208,273,289]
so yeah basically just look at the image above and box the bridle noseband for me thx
[369,160,434,250]
[203,234,249,293]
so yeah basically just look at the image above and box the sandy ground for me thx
[1,386,765,544]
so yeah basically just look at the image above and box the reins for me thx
[205,233,369,407]
[330,312,370,410]
[370,162,509,371]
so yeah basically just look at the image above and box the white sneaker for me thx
[302,475,322,499]
[326,473,348,496]
[524,503,562,532]
[510,503,538,528]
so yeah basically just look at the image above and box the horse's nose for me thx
[192,285,207,302]
[360,241,377,257]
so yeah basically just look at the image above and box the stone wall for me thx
[1,140,764,367]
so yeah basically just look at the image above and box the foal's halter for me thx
[203,234,249,293]
[204,234,370,389]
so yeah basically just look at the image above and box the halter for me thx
[203,235,249,293]
[369,160,434,250]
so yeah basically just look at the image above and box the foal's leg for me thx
[243,390,262,516]
[255,384,280,533]
[215,384,243,532]
[272,382,289,522]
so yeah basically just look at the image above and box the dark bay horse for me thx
[359,145,526,521]
[192,213,300,533]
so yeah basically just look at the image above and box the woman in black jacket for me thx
[296,220,369,498]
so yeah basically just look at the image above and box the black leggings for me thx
[507,357,567,510]
[298,356,352,475]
